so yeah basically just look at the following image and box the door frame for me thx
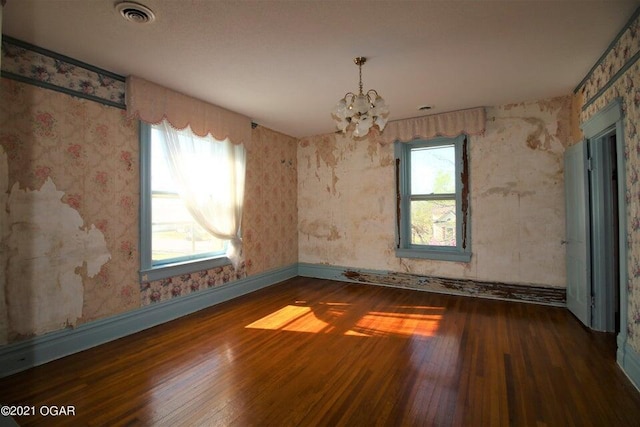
[580,98,626,349]
[589,127,618,332]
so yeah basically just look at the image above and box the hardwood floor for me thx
[1,277,639,426]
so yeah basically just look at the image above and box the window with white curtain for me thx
[139,119,246,282]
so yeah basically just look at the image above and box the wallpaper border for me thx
[574,7,640,95]
[582,50,640,111]
[298,263,566,306]
[0,35,125,109]
[0,264,297,378]
[574,7,640,110]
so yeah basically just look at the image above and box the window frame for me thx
[394,134,471,262]
[139,121,230,282]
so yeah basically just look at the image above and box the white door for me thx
[564,141,591,326]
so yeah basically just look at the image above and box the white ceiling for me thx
[2,0,639,138]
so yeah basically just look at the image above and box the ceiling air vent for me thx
[115,2,156,24]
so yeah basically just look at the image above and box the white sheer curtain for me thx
[159,120,246,269]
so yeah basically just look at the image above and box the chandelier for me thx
[331,57,390,137]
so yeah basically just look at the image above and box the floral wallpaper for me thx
[243,126,298,275]
[577,11,640,355]
[0,63,298,342]
[140,265,245,306]
[1,36,125,108]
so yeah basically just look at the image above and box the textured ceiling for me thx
[2,0,639,138]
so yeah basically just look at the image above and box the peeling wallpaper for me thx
[0,78,139,342]
[0,77,298,344]
[6,178,110,336]
[577,11,640,354]
[298,96,571,288]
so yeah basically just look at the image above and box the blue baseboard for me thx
[0,264,297,378]
[298,262,348,281]
[4,262,637,392]
[618,338,640,392]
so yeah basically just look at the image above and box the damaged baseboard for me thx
[298,263,566,306]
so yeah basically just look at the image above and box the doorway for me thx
[589,128,620,332]
[565,99,626,338]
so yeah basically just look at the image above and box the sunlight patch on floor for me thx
[245,304,443,337]
[353,311,442,337]
[245,305,332,333]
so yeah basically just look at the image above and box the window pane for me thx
[411,199,456,246]
[151,193,226,262]
[151,132,226,264]
[410,145,455,195]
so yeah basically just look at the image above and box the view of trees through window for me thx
[410,145,456,247]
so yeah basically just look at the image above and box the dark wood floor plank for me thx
[1,277,640,426]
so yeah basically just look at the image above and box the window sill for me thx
[395,248,472,263]
[140,256,230,282]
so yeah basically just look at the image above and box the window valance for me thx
[382,107,486,144]
[125,76,251,147]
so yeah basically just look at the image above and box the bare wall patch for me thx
[5,178,111,338]
[299,219,341,241]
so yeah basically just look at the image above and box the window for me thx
[140,120,245,281]
[395,135,471,262]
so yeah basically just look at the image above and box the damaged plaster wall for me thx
[298,96,571,288]
[470,97,569,286]
[6,179,110,337]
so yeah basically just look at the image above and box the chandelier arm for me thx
[343,92,355,101]
[366,90,379,105]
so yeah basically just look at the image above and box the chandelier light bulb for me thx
[331,57,390,137]
[354,94,369,114]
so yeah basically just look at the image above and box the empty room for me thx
[1,0,640,425]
